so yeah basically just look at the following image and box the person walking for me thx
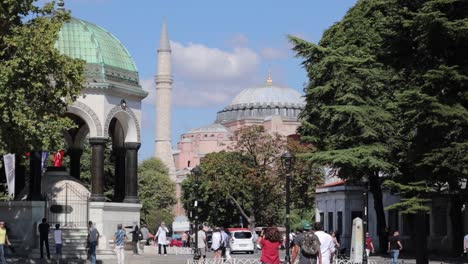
[54,224,63,263]
[365,232,375,257]
[292,223,322,264]
[258,227,282,264]
[130,225,140,255]
[140,224,149,252]
[114,224,127,264]
[331,231,340,250]
[196,225,207,261]
[0,221,11,264]
[182,232,188,247]
[155,222,169,256]
[211,227,222,259]
[87,221,100,264]
[388,231,403,264]
[464,233,468,256]
[38,218,51,260]
[314,222,335,264]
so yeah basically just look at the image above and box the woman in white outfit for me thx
[155,222,169,256]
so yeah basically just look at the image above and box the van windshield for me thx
[234,232,252,239]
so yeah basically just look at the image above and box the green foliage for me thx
[291,0,467,255]
[383,180,432,214]
[0,0,85,154]
[182,126,323,228]
[138,158,176,231]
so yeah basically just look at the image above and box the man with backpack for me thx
[292,223,322,264]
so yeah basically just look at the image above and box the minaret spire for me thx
[154,20,176,180]
[159,19,171,51]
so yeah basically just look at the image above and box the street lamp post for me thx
[192,166,202,261]
[362,178,369,264]
[281,151,295,264]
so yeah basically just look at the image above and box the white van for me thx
[227,228,254,254]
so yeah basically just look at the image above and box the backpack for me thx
[138,231,143,240]
[301,232,321,255]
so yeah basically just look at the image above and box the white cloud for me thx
[171,41,259,81]
[261,46,289,60]
[169,41,260,107]
[141,78,156,105]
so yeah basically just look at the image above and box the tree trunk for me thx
[369,174,388,253]
[449,193,463,255]
[414,211,428,264]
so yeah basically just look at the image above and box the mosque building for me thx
[173,75,306,171]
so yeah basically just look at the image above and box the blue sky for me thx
[63,0,357,160]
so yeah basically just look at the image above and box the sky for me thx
[62,0,357,160]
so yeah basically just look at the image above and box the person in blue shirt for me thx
[114,224,127,264]
[464,234,468,256]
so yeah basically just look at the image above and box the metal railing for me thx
[44,182,89,228]
[187,259,262,264]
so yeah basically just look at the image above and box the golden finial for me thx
[266,71,273,85]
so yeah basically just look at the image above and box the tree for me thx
[289,1,397,251]
[138,158,176,231]
[290,0,468,261]
[0,0,85,155]
[379,0,468,257]
[182,126,323,229]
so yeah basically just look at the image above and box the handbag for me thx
[8,245,16,254]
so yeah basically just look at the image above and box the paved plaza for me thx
[4,247,468,264]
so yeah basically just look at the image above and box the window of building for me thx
[388,209,399,232]
[433,207,447,236]
[320,212,324,226]
[328,212,334,232]
[337,211,343,235]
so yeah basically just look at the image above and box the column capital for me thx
[124,142,141,150]
[89,137,108,145]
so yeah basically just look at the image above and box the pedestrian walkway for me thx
[4,248,466,264]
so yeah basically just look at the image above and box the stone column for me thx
[89,137,107,202]
[113,147,126,202]
[68,148,83,180]
[123,142,140,203]
[27,151,42,200]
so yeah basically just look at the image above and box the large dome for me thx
[55,17,140,86]
[230,84,304,107]
[216,77,305,124]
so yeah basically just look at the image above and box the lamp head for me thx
[120,99,127,110]
[192,166,202,179]
[281,151,295,173]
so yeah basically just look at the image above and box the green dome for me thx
[55,17,139,84]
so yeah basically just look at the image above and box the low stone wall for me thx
[0,201,45,253]
[89,201,142,250]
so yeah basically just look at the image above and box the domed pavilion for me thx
[1,16,148,255]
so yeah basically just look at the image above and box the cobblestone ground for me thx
[5,247,467,264]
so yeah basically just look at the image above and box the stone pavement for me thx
[4,248,467,264]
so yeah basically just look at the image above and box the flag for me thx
[41,152,49,175]
[3,154,15,197]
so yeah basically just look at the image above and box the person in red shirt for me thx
[365,232,375,257]
[258,227,282,264]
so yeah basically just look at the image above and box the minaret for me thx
[154,20,176,180]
